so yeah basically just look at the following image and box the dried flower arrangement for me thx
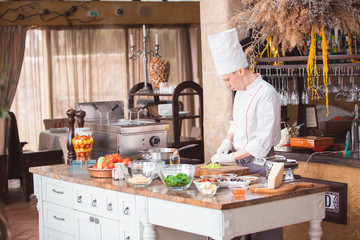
[230,0,360,115]
[231,0,360,58]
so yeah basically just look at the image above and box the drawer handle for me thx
[77,195,82,203]
[126,236,130,240]
[107,203,113,211]
[94,217,99,224]
[123,206,130,215]
[52,189,64,194]
[92,199,97,207]
[53,215,65,221]
[89,216,94,222]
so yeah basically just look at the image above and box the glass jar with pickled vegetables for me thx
[72,127,93,165]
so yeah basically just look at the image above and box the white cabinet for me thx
[43,201,75,234]
[42,176,73,208]
[74,210,120,240]
[37,176,138,240]
[118,222,137,240]
[73,183,119,221]
[43,227,74,240]
[118,192,136,223]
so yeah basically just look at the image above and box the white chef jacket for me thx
[228,74,281,158]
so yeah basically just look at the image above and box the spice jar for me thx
[169,149,180,165]
[72,127,94,163]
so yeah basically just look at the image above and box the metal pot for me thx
[142,144,198,160]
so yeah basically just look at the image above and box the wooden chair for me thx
[1,112,64,203]
[0,199,10,240]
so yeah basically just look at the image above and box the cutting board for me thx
[195,164,249,177]
[249,182,314,194]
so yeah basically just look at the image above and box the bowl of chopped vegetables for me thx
[193,178,220,197]
[159,164,196,191]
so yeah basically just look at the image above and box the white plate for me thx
[218,179,251,188]
[161,111,191,118]
[49,127,68,133]
[237,176,259,184]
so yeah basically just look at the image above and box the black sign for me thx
[301,177,347,225]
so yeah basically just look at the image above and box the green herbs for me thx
[163,173,191,187]
[201,163,221,169]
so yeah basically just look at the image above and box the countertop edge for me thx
[30,164,330,210]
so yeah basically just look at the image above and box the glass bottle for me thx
[316,34,322,55]
[331,35,338,55]
[72,127,94,167]
[169,149,180,164]
[351,104,360,152]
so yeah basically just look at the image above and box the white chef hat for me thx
[208,28,248,75]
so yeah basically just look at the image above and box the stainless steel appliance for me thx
[76,101,169,159]
[255,155,299,182]
[85,120,169,159]
[75,100,125,124]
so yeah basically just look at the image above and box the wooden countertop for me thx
[30,164,329,210]
[275,150,360,168]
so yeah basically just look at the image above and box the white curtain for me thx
[11,26,199,151]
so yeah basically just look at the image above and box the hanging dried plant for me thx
[230,0,360,58]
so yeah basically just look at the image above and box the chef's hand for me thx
[216,139,232,154]
[211,153,234,163]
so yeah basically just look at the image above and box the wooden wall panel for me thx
[0,1,200,27]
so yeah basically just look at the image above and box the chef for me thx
[208,28,282,240]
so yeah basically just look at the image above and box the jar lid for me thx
[75,127,92,136]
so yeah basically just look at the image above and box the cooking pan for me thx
[141,144,198,160]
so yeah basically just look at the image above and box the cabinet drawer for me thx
[73,183,88,213]
[102,188,119,221]
[73,184,119,220]
[42,176,73,208]
[118,192,136,223]
[43,202,74,235]
[119,222,137,240]
[44,227,74,240]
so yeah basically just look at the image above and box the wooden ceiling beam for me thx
[0,1,200,27]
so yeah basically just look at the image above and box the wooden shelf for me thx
[129,92,198,97]
[128,81,204,162]
[255,54,360,62]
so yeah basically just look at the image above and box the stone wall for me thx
[200,0,244,161]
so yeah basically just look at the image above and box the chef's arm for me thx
[232,148,252,161]
[225,133,234,142]
[225,133,252,161]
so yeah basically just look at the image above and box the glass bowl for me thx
[133,159,165,178]
[200,175,218,180]
[159,164,195,191]
[120,161,157,188]
[193,179,220,197]
[228,184,249,197]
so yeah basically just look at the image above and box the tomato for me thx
[123,158,130,166]
[108,162,114,169]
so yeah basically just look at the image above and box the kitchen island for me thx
[30,164,329,240]
[276,150,360,240]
